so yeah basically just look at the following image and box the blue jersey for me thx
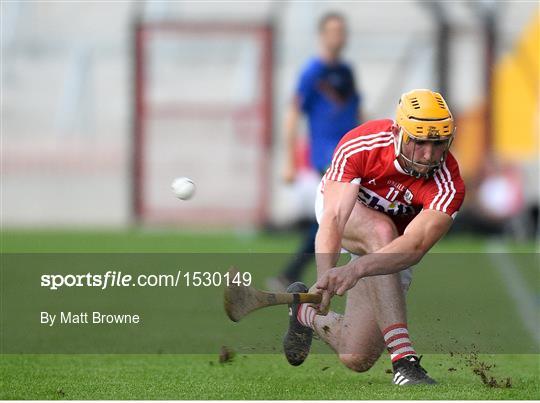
[296,57,360,172]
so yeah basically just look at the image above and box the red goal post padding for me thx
[132,21,273,227]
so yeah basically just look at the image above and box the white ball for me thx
[171,177,196,200]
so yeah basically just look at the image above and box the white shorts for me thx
[314,181,413,292]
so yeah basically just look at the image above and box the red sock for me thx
[382,323,417,362]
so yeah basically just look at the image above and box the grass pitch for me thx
[1,229,539,400]
[2,354,538,400]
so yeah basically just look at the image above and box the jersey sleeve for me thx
[324,129,365,184]
[422,155,466,219]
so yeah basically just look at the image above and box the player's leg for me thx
[310,202,399,371]
[292,202,397,371]
[284,189,430,382]
[341,203,409,347]
[285,194,393,369]
[339,203,435,384]
[282,220,317,280]
[313,276,386,372]
[294,202,434,383]
[283,268,385,368]
[268,220,317,291]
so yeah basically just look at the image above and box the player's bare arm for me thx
[313,179,359,310]
[315,179,359,272]
[282,99,301,183]
[316,209,453,299]
[358,209,452,274]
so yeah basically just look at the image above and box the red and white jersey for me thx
[322,119,466,234]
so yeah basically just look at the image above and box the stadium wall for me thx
[1,1,537,228]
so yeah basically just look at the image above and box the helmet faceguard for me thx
[394,127,454,179]
[394,89,456,178]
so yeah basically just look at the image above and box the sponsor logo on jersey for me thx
[357,186,416,216]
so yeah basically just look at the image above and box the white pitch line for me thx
[486,241,540,347]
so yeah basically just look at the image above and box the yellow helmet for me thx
[396,89,454,141]
[394,89,455,178]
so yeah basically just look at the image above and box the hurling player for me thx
[283,89,465,386]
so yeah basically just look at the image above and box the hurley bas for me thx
[41,311,141,326]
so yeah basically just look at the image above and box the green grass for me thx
[2,229,536,253]
[1,229,539,400]
[1,354,538,399]
[0,229,300,253]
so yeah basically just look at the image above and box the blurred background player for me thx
[267,12,363,291]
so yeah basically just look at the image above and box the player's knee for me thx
[370,221,398,250]
[339,353,378,373]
